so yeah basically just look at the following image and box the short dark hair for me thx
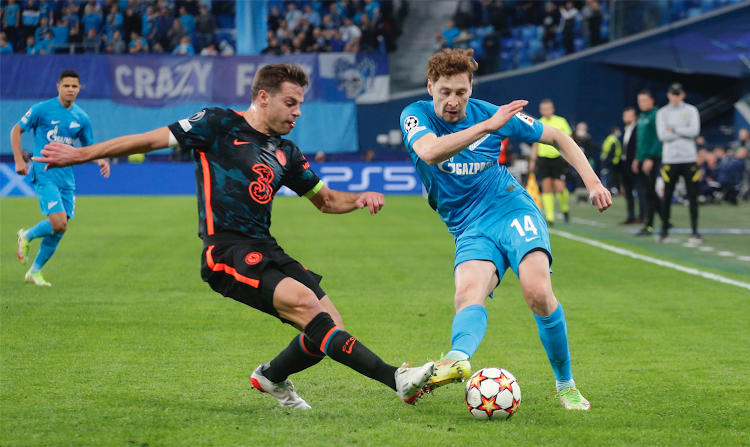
[59,69,80,82]
[638,89,653,98]
[623,107,636,113]
[251,63,308,101]
[540,98,554,106]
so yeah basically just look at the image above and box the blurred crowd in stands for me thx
[262,0,401,55]
[0,0,236,55]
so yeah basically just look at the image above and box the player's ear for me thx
[427,79,433,95]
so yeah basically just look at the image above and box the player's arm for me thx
[412,100,529,165]
[10,124,28,175]
[538,124,612,211]
[308,183,384,215]
[33,127,173,168]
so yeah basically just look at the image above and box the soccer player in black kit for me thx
[36,63,436,409]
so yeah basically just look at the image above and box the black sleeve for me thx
[282,142,322,197]
[166,108,218,152]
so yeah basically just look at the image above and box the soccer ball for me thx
[465,367,521,420]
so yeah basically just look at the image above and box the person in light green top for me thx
[530,99,572,224]
[601,126,622,191]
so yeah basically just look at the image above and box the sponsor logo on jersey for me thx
[515,112,535,126]
[437,159,496,175]
[21,108,32,124]
[178,119,192,132]
[245,252,263,265]
[467,134,490,151]
[276,150,287,166]
[70,122,80,129]
[46,126,75,145]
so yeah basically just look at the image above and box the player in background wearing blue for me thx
[400,49,611,410]
[11,70,110,286]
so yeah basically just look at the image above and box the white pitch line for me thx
[549,230,750,291]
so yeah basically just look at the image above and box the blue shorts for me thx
[454,192,552,285]
[35,180,75,218]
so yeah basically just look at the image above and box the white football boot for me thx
[395,361,436,405]
[250,364,312,410]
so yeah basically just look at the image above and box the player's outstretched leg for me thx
[426,261,496,391]
[25,232,63,287]
[251,333,324,409]
[520,251,590,410]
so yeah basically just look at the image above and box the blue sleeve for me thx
[79,116,94,147]
[498,112,544,143]
[400,104,435,152]
[18,103,41,132]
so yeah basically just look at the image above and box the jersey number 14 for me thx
[510,216,538,238]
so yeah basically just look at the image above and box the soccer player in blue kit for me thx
[11,70,110,286]
[401,49,612,410]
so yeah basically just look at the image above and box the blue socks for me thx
[449,304,488,359]
[24,219,54,241]
[534,303,575,390]
[30,232,63,273]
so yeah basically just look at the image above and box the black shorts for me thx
[536,156,568,180]
[200,232,326,325]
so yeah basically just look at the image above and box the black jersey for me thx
[167,108,322,239]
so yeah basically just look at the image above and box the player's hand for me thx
[14,159,28,176]
[485,100,529,133]
[33,142,79,169]
[355,192,385,215]
[631,159,639,174]
[96,159,111,178]
[588,183,612,212]
[642,158,653,174]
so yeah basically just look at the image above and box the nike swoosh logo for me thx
[51,120,60,124]
[234,139,250,145]
[48,201,59,209]
[525,236,539,242]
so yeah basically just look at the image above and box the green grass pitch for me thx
[2,195,748,446]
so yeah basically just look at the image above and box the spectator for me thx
[328,2,343,28]
[178,6,196,36]
[34,16,51,44]
[25,35,41,54]
[83,27,101,52]
[441,19,461,48]
[63,5,82,45]
[291,33,305,54]
[481,30,501,74]
[152,41,166,54]
[104,42,115,53]
[308,27,329,52]
[633,90,662,237]
[573,121,595,162]
[142,5,156,42]
[314,151,326,162]
[218,39,234,56]
[656,82,702,242]
[64,0,79,18]
[364,0,380,20]
[167,17,185,50]
[3,0,21,49]
[358,13,379,52]
[362,149,375,162]
[328,29,345,52]
[152,7,172,48]
[0,32,14,54]
[195,5,216,50]
[199,42,217,55]
[285,2,303,30]
[21,0,41,42]
[171,34,194,54]
[293,17,311,36]
[52,17,70,47]
[717,147,747,205]
[697,151,719,202]
[38,0,53,22]
[541,2,559,50]
[107,29,126,53]
[454,0,475,29]
[582,0,603,47]
[340,17,361,52]
[81,4,103,37]
[695,135,707,152]
[559,1,578,55]
[276,20,290,42]
[84,0,102,16]
[304,4,321,28]
[39,29,55,53]
[261,36,282,55]
[267,5,282,32]
[122,6,141,43]
[128,31,148,51]
[620,107,644,224]
[321,14,336,30]
[732,128,749,151]
[105,4,124,40]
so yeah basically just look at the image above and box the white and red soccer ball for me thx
[465,367,521,420]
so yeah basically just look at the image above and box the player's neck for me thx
[245,105,271,136]
[57,96,74,109]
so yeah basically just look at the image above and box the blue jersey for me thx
[400,98,543,235]
[18,98,94,189]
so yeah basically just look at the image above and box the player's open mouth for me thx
[289,121,296,128]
